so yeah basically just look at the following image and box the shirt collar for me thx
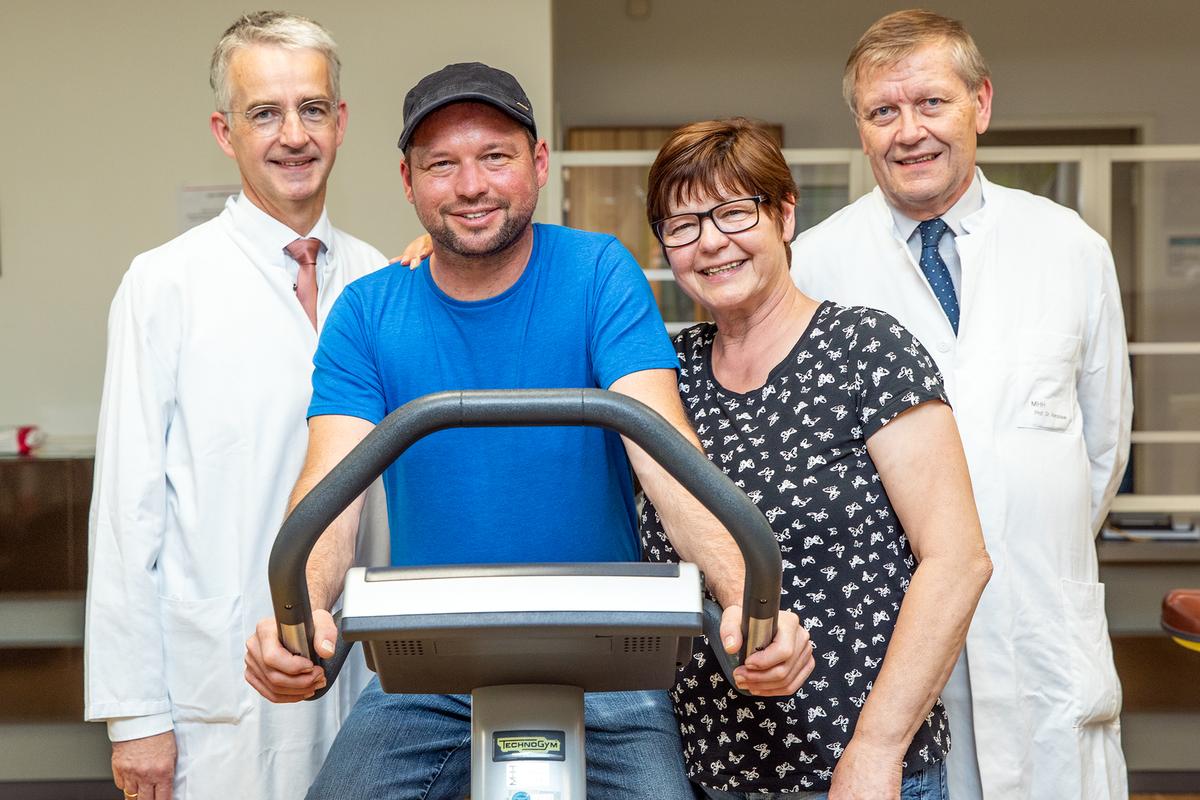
[226,192,334,270]
[887,168,984,241]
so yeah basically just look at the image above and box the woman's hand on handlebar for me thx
[721,606,813,697]
[244,609,336,702]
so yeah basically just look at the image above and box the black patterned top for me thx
[640,302,952,793]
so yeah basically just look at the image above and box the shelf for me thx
[0,723,109,781]
[0,595,85,647]
[1111,495,1200,514]
[1121,711,1200,772]
[1098,540,1200,563]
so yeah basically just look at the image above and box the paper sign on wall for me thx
[1168,235,1200,280]
[179,185,240,234]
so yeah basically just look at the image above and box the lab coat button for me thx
[937,340,951,353]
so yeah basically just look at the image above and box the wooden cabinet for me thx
[0,456,93,723]
[1099,540,1200,781]
[0,456,91,596]
[0,455,111,788]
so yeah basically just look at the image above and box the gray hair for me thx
[210,11,341,110]
[842,9,990,116]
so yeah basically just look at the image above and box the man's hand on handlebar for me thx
[720,606,813,697]
[244,610,336,702]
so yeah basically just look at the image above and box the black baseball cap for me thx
[397,62,537,151]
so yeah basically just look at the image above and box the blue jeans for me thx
[307,677,693,799]
[696,760,948,800]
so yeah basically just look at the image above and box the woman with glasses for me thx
[640,118,991,800]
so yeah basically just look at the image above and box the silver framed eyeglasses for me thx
[652,195,764,248]
[223,99,337,137]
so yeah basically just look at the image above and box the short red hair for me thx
[646,118,797,260]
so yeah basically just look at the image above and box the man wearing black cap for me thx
[244,62,810,798]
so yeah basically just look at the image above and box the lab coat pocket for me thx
[1014,330,1081,432]
[160,594,247,723]
[1060,578,1122,726]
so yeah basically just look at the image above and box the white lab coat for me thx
[792,171,1132,800]
[84,197,387,798]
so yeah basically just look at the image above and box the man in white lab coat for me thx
[792,9,1132,800]
[84,12,384,800]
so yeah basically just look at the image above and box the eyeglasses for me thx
[651,196,764,248]
[222,99,337,137]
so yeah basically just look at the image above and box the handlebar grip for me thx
[269,389,782,691]
[276,611,353,701]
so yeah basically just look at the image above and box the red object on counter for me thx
[2,425,44,455]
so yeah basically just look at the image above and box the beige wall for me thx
[0,0,553,437]
[6,0,1199,438]
[554,0,1198,146]
[552,0,1200,496]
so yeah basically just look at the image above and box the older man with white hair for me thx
[84,11,383,799]
[792,9,1132,800]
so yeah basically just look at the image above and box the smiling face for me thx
[854,42,992,220]
[663,187,796,324]
[400,102,548,260]
[210,44,346,231]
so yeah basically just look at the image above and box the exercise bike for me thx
[269,389,782,800]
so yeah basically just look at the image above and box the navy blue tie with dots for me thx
[917,218,960,334]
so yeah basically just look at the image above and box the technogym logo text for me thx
[493,730,567,761]
[497,737,560,754]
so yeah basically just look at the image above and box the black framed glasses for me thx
[221,99,337,137]
[651,195,764,248]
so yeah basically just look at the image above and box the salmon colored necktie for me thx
[285,237,321,329]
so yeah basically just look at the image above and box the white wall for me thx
[0,0,553,437]
[554,0,1199,146]
[6,0,1198,438]
[553,0,1200,496]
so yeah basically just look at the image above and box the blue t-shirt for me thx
[310,224,678,566]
